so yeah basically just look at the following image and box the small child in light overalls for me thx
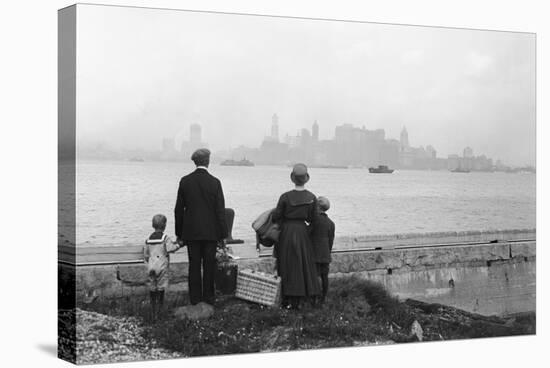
[144,214,181,319]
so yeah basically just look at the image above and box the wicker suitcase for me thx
[235,269,281,307]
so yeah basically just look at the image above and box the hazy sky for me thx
[76,4,535,165]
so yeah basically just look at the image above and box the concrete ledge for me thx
[338,258,536,316]
[510,242,536,259]
[344,228,535,249]
[59,238,536,316]
[329,242,512,273]
[59,228,535,265]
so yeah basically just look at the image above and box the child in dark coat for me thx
[311,196,335,303]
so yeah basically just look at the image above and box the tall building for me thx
[312,120,319,141]
[380,139,400,168]
[333,124,386,166]
[301,128,311,142]
[426,145,437,159]
[181,124,207,155]
[284,133,300,148]
[462,147,474,170]
[190,124,202,145]
[400,127,409,149]
[334,124,357,165]
[271,113,279,142]
[256,114,289,164]
[398,127,414,168]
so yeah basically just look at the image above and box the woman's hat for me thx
[290,163,310,185]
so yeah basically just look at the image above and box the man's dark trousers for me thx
[187,241,217,305]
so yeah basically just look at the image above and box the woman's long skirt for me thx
[276,221,321,297]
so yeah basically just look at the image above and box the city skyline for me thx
[74,5,535,166]
[79,117,529,172]
[208,119,501,170]
[81,115,525,168]
[78,112,535,167]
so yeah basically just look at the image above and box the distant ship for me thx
[368,165,394,173]
[451,168,470,173]
[220,158,255,167]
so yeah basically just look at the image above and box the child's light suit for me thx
[144,231,180,291]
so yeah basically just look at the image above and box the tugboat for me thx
[220,158,255,167]
[368,165,394,173]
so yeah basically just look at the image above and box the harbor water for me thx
[66,160,536,247]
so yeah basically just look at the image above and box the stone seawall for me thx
[58,229,535,316]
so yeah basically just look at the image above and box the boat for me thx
[451,168,470,173]
[220,158,255,167]
[368,165,394,173]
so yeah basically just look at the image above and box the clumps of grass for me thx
[338,277,415,330]
[79,276,535,359]
[329,276,417,342]
[146,295,374,356]
[404,300,536,340]
[85,293,187,324]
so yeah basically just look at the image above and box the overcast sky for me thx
[76,4,535,166]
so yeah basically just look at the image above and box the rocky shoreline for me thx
[59,309,183,364]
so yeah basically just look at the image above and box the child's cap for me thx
[152,214,167,230]
[318,196,330,211]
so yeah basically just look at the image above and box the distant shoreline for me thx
[72,158,536,173]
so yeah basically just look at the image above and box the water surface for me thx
[71,161,536,247]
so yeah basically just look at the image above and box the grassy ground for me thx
[74,276,535,362]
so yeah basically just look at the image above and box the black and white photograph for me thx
[55,2,538,365]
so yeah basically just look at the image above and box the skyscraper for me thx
[271,113,279,142]
[312,120,319,141]
[190,124,202,145]
[463,147,474,158]
[181,123,207,155]
[462,147,474,170]
[301,128,311,145]
[426,145,437,159]
[400,127,409,149]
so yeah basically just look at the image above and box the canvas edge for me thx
[58,3,77,365]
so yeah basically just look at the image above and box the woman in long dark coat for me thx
[273,163,321,309]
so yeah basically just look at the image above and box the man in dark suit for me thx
[175,148,228,305]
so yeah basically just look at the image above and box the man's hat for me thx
[191,148,211,165]
[290,163,310,185]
